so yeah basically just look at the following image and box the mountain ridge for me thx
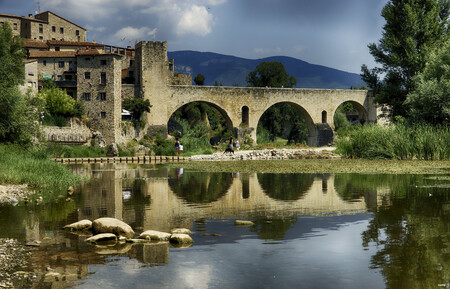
[167,50,364,89]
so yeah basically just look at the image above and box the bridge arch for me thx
[167,100,235,134]
[333,100,369,126]
[255,101,317,146]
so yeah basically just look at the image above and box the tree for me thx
[194,73,205,86]
[0,23,36,144]
[246,62,297,88]
[123,98,151,121]
[38,86,76,116]
[361,0,449,120]
[405,39,450,125]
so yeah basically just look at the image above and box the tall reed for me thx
[335,123,449,160]
[0,144,83,198]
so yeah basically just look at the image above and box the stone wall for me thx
[42,121,91,144]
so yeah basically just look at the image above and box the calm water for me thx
[0,163,449,289]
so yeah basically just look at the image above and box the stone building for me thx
[0,13,22,36]
[1,11,86,42]
[76,51,123,144]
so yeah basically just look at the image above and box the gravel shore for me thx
[189,147,340,161]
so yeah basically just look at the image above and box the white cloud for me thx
[176,5,214,36]
[253,47,282,55]
[114,26,158,41]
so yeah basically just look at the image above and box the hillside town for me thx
[1,11,191,145]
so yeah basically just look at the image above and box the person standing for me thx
[174,138,180,156]
[234,139,240,151]
[179,142,184,156]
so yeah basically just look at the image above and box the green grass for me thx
[335,123,449,160]
[0,144,84,199]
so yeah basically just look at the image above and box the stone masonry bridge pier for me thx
[136,41,377,146]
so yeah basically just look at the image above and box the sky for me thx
[0,0,388,73]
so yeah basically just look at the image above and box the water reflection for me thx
[0,163,448,289]
[257,173,315,201]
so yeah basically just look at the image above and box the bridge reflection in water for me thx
[72,163,387,233]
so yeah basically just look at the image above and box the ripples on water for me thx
[0,163,448,289]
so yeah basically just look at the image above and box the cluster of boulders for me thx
[189,147,340,161]
[64,217,194,246]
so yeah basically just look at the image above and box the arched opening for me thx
[333,101,368,131]
[167,101,234,153]
[256,102,316,146]
[257,173,315,201]
[241,106,249,127]
[322,110,327,123]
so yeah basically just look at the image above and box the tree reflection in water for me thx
[169,170,233,203]
[359,176,449,288]
[257,173,315,201]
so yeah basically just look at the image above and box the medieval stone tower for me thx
[135,41,173,137]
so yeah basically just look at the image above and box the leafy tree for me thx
[405,39,450,124]
[123,98,151,121]
[194,73,205,86]
[361,0,449,120]
[246,62,297,88]
[38,86,76,116]
[0,23,36,144]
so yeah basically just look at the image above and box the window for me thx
[65,75,72,80]
[242,106,249,126]
[83,93,91,101]
[39,24,43,34]
[52,26,56,32]
[101,112,106,118]
[100,72,106,85]
[13,23,18,30]
[43,60,47,66]
[100,59,107,65]
[84,72,90,79]
[76,30,79,36]
[99,92,106,100]
[39,36,43,40]
[322,111,327,123]
[55,47,60,51]
[58,61,64,68]
[60,27,64,34]
[57,75,63,81]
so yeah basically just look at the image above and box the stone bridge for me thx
[136,41,377,146]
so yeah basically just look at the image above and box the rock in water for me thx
[92,217,134,239]
[86,233,117,243]
[64,219,92,231]
[138,230,171,241]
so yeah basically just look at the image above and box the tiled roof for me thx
[77,49,101,55]
[23,59,37,63]
[29,50,76,58]
[24,39,49,48]
[47,40,103,47]
[0,13,46,23]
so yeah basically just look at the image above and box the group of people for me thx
[174,138,183,156]
[174,136,241,156]
[228,136,240,151]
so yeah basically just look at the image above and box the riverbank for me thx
[189,147,339,161]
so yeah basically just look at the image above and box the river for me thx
[0,162,448,288]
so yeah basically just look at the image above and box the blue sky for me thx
[0,0,388,73]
